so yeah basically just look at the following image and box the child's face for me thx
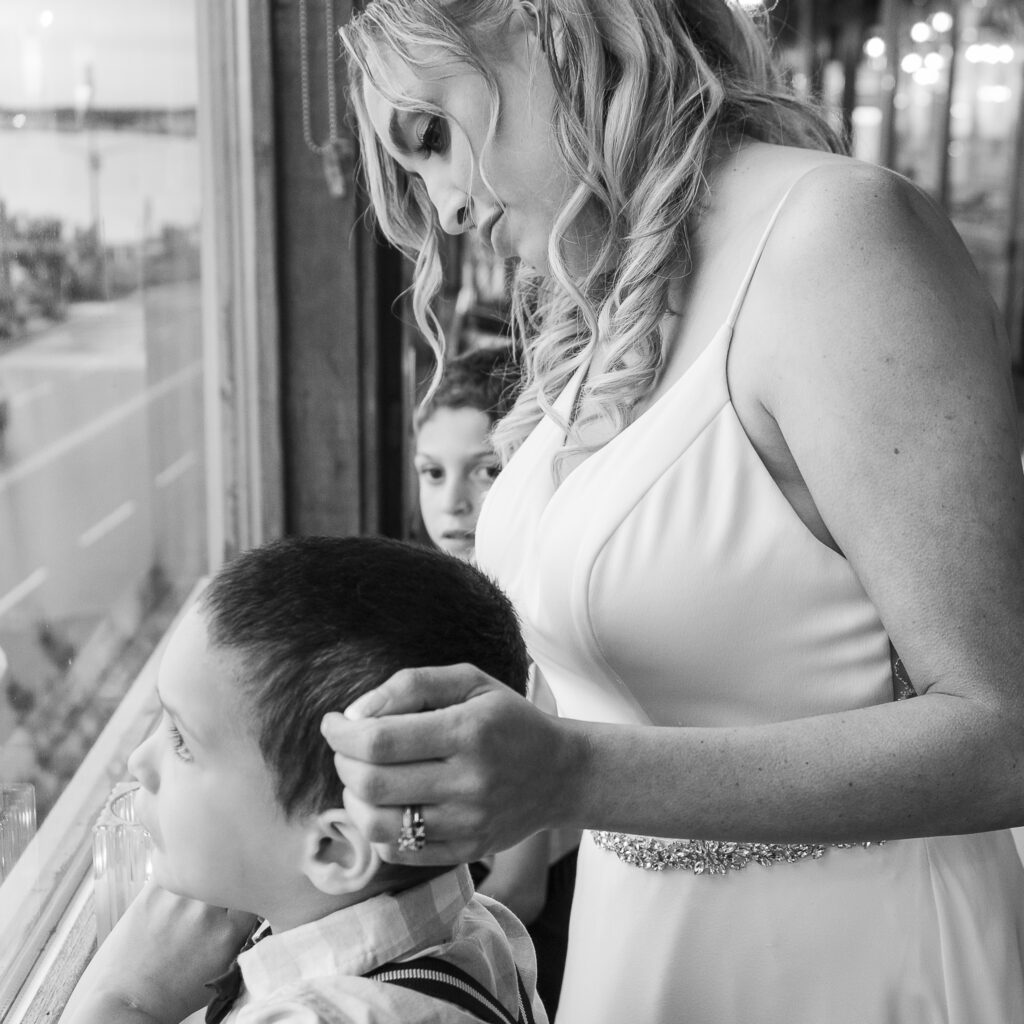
[127,606,306,917]
[415,406,499,562]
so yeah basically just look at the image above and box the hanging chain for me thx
[299,0,338,154]
[298,0,352,197]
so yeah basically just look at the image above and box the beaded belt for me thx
[591,830,881,875]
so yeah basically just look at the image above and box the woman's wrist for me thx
[547,716,599,832]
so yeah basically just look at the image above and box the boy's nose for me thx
[442,480,472,514]
[127,734,159,792]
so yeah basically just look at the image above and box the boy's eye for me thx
[415,115,448,157]
[471,462,500,483]
[165,716,193,763]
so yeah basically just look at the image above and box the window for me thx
[849,0,1024,359]
[0,0,356,1015]
[0,0,206,842]
[0,1,249,1012]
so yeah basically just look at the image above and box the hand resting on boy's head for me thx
[323,663,572,866]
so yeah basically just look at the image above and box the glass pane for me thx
[0,0,207,861]
[851,0,1024,354]
[946,1,1023,322]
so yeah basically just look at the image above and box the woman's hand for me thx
[62,883,256,1024]
[321,663,581,865]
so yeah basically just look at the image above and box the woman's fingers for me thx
[372,837,487,867]
[328,689,525,810]
[343,789,499,865]
[331,750,461,807]
[322,671,512,768]
[338,663,506,720]
[325,711,454,766]
[321,662,568,866]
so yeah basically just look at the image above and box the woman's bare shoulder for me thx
[765,155,994,311]
[736,149,1007,387]
[722,145,975,263]
[726,149,1024,706]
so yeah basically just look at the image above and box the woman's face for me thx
[362,18,574,271]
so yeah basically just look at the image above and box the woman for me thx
[324,0,1024,1020]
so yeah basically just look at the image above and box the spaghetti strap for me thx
[723,168,818,330]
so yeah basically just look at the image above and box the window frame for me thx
[0,610,168,1023]
[0,0,280,1016]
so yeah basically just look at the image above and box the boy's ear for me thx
[301,809,380,896]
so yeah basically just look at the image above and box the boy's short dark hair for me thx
[199,536,529,818]
[414,345,522,431]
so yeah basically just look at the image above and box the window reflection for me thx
[849,0,1024,355]
[0,1,207,835]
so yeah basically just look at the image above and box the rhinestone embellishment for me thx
[591,830,881,875]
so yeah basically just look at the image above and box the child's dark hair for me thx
[198,536,529,818]
[414,345,522,432]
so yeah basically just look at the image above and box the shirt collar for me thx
[238,866,473,1000]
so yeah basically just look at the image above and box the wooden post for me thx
[937,5,959,210]
[270,0,407,538]
[878,0,901,170]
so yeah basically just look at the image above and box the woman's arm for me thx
[322,162,1024,863]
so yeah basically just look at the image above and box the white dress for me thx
[475,184,1024,1023]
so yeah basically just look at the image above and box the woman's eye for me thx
[417,465,444,482]
[415,115,448,157]
[474,463,500,483]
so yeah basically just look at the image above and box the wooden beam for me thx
[270,0,406,538]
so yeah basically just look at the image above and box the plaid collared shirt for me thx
[222,866,547,1024]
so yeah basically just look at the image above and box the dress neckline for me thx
[546,165,820,497]
[549,320,733,495]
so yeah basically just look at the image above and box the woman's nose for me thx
[425,177,470,236]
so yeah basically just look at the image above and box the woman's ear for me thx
[519,0,540,29]
[301,809,380,896]
[519,1,566,64]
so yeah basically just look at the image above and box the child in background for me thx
[63,536,546,1024]
[413,345,520,560]
[414,346,579,1019]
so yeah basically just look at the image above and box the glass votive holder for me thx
[92,781,153,942]
[0,783,37,882]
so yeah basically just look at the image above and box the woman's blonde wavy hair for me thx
[340,0,845,466]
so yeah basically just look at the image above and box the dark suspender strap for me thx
[368,954,531,1024]
[516,969,536,1024]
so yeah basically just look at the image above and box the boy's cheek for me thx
[131,791,157,842]
[132,790,170,863]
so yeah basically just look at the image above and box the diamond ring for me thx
[398,805,426,852]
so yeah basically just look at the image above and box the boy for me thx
[64,536,545,1024]
[413,345,520,562]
